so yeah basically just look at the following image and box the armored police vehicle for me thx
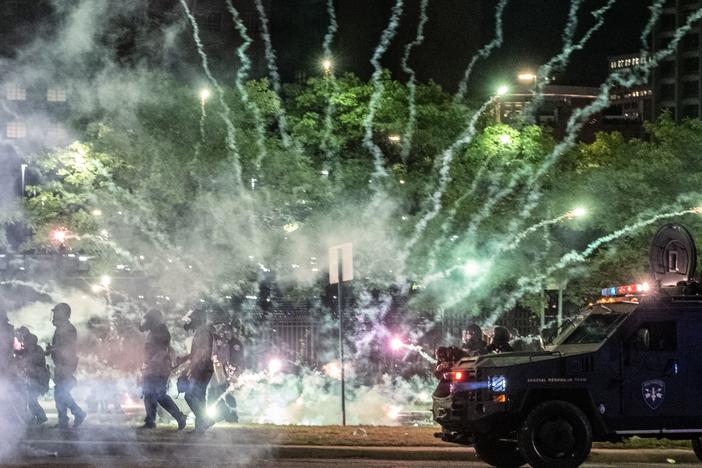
[433,224,702,467]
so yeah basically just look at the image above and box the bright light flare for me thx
[388,134,401,144]
[322,59,333,73]
[51,229,68,243]
[207,406,217,418]
[498,134,511,145]
[322,361,342,380]
[199,89,210,101]
[496,85,509,96]
[463,260,482,276]
[387,405,402,420]
[268,358,283,374]
[565,207,588,219]
[99,275,111,288]
[390,337,404,351]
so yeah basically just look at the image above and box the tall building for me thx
[652,0,702,120]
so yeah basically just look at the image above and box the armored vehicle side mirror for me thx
[635,328,651,351]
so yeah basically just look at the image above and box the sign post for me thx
[329,243,353,426]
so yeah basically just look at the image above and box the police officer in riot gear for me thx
[179,306,214,432]
[461,323,487,356]
[487,326,513,353]
[208,306,243,423]
[16,329,49,425]
[46,303,86,428]
[138,309,186,430]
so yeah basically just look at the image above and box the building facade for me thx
[652,0,702,120]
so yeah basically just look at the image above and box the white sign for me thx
[329,243,353,284]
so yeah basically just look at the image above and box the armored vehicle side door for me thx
[621,317,684,421]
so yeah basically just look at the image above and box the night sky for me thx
[274,0,651,94]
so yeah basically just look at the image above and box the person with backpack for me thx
[16,328,49,425]
[138,309,186,430]
[208,307,243,424]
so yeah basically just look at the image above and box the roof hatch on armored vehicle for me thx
[649,223,697,287]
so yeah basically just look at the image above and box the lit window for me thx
[6,83,26,101]
[47,87,66,102]
[7,121,26,138]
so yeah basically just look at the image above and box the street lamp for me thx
[517,72,537,85]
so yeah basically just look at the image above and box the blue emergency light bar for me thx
[600,282,650,297]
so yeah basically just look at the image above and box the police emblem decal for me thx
[642,379,665,410]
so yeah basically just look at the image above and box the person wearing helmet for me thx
[461,323,487,356]
[46,303,86,428]
[178,306,214,432]
[139,309,186,430]
[16,329,49,425]
[487,326,513,354]
[208,306,243,424]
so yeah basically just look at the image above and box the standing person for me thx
[487,326,514,353]
[46,303,86,429]
[461,323,487,356]
[208,307,243,424]
[179,307,214,432]
[16,330,49,425]
[138,309,187,430]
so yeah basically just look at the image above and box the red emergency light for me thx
[443,370,467,382]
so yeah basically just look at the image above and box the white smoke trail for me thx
[320,0,339,169]
[403,98,494,254]
[482,206,702,324]
[399,0,430,162]
[641,0,666,51]
[254,0,293,149]
[502,209,581,252]
[178,0,242,188]
[524,0,616,121]
[225,0,268,170]
[453,0,509,104]
[199,93,207,144]
[363,0,405,183]
[402,343,437,364]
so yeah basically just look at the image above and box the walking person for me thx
[46,303,86,429]
[178,307,214,433]
[16,328,49,425]
[138,309,186,430]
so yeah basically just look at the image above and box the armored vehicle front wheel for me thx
[517,400,592,468]
[691,435,702,462]
[474,432,525,467]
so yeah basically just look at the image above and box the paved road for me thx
[2,424,697,467]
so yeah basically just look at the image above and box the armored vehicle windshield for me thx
[549,302,637,349]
